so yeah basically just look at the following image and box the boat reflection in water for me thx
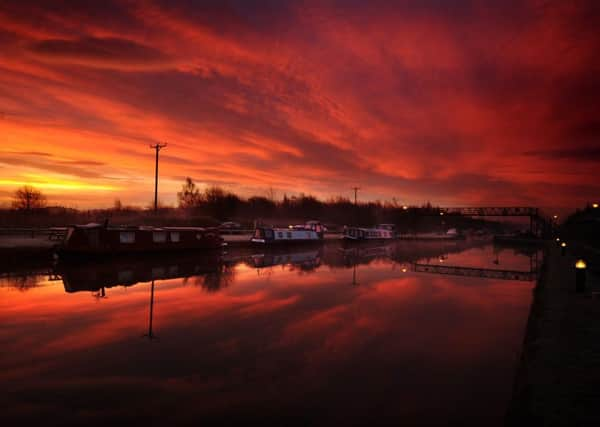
[56,252,233,294]
[54,239,541,295]
[246,248,323,271]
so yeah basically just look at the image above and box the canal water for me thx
[0,241,540,426]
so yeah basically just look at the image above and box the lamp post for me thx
[561,242,567,256]
[575,259,587,293]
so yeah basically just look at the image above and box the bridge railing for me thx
[440,207,539,216]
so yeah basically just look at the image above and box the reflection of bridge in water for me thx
[411,247,540,282]
[411,263,538,282]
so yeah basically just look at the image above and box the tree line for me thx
[5,180,508,233]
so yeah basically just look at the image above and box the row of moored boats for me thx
[58,221,455,256]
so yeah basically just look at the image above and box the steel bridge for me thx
[433,206,551,236]
[439,207,538,216]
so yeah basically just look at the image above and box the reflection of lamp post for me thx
[575,259,587,293]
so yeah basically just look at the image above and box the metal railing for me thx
[0,227,67,240]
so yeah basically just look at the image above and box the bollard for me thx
[561,242,567,256]
[575,259,587,293]
[555,237,561,246]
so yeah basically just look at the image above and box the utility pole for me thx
[352,186,359,205]
[150,143,167,212]
[351,186,360,226]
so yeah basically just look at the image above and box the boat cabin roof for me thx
[70,224,211,232]
[346,226,389,231]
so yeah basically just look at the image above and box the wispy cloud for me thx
[1,0,599,207]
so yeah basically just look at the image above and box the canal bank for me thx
[507,243,600,425]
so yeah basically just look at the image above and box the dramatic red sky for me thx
[0,0,599,208]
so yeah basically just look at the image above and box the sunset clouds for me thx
[1,0,599,207]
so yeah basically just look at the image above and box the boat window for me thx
[265,229,274,239]
[170,232,180,242]
[278,232,283,238]
[153,231,167,243]
[119,231,135,244]
[254,229,263,238]
[196,233,203,240]
[287,231,292,238]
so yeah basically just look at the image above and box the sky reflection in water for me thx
[0,243,538,426]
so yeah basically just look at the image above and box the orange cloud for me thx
[1,0,599,208]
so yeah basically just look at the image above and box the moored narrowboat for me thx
[251,221,325,244]
[59,223,224,257]
[343,226,395,241]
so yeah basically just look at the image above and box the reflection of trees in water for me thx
[0,273,41,291]
[185,264,235,293]
[290,264,319,273]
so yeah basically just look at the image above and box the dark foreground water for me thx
[0,241,540,426]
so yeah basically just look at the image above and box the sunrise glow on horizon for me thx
[1,1,599,209]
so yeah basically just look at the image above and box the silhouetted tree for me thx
[177,177,201,208]
[11,185,46,211]
[247,196,276,217]
[203,186,240,219]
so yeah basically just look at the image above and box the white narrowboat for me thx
[343,226,395,241]
[251,221,325,244]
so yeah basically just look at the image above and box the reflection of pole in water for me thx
[93,286,106,300]
[352,264,358,286]
[143,280,158,340]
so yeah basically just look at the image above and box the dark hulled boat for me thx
[342,226,395,242]
[59,223,224,257]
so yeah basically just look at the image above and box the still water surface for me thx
[0,241,540,426]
